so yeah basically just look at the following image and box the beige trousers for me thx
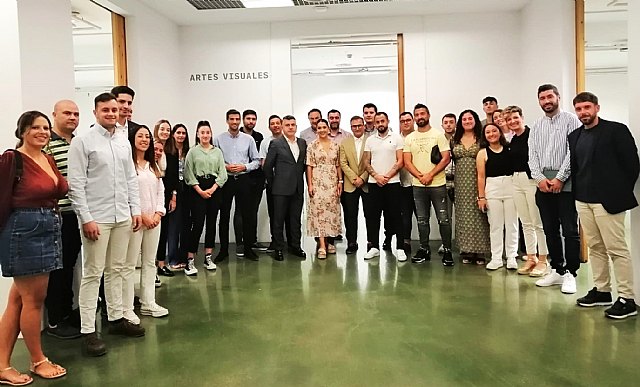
[576,201,635,299]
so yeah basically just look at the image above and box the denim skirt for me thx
[0,208,63,277]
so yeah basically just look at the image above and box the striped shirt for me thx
[528,110,581,183]
[44,131,73,212]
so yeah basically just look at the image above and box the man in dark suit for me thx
[263,115,307,261]
[570,91,639,320]
[110,86,140,137]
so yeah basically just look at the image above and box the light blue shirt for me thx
[68,123,141,224]
[214,130,260,174]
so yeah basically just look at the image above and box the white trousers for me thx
[79,219,132,334]
[512,172,548,255]
[485,176,519,261]
[123,224,161,312]
[576,201,635,299]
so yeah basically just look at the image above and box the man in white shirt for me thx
[68,93,144,357]
[111,86,140,137]
[398,111,417,254]
[363,112,407,262]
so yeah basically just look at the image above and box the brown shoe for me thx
[83,332,107,357]
[108,319,145,337]
[518,256,538,275]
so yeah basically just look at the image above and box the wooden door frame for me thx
[112,12,128,86]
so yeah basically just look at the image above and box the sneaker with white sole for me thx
[437,244,445,254]
[396,249,407,262]
[184,259,198,276]
[204,254,217,271]
[535,269,564,287]
[506,258,518,270]
[155,275,161,288]
[364,248,380,260]
[561,273,577,294]
[124,310,141,325]
[140,303,169,318]
[486,259,503,270]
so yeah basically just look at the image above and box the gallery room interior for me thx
[1,0,639,385]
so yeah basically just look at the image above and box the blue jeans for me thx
[413,186,452,251]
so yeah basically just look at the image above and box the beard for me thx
[579,115,596,126]
[330,123,339,130]
[542,101,559,113]
[416,118,429,127]
[377,125,388,133]
[245,123,255,131]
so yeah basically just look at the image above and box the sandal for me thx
[317,248,327,259]
[29,358,66,380]
[530,260,550,277]
[327,244,336,254]
[0,367,33,386]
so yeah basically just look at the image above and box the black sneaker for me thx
[157,266,174,277]
[576,287,613,307]
[265,242,276,253]
[214,250,229,263]
[604,297,638,319]
[403,242,412,256]
[252,243,269,251]
[46,320,82,340]
[382,236,392,251]
[155,275,161,288]
[244,248,259,261]
[442,250,454,267]
[411,248,431,264]
[345,244,358,254]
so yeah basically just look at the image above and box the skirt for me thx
[0,208,63,277]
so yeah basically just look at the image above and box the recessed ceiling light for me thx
[242,0,294,8]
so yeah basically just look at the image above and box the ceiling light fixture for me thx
[242,0,294,8]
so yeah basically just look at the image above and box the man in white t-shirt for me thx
[363,112,407,262]
[403,104,453,266]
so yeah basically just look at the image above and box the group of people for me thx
[0,82,637,385]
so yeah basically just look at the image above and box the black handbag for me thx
[431,145,442,165]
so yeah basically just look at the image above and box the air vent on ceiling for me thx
[293,0,391,5]
[186,0,244,10]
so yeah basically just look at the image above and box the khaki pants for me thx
[576,201,635,299]
[512,172,548,255]
[78,219,132,334]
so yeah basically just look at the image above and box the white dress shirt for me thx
[68,123,141,224]
[286,136,300,161]
[354,135,365,165]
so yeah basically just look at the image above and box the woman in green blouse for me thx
[183,120,228,276]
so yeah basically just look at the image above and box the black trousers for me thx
[188,188,221,253]
[272,191,303,251]
[535,191,581,276]
[45,212,81,325]
[367,183,404,249]
[219,174,256,251]
[342,187,369,245]
[267,185,291,245]
[400,186,416,242]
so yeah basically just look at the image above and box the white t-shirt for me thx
[364,131,404,184]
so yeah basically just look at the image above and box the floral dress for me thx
[306,140,342,237]
[452,141,491,254]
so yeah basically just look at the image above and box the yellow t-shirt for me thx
[403,128,450,187]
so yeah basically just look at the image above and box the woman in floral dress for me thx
[306,119,343,259]
[451,110,491,264]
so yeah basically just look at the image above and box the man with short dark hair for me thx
[214,109,261,262]
[110,86,140,137]
[403,104,453,266]
[363,112,407,262]
[481,96,498,126]
[339,116,370,254]
[44,100,82,339]
[529,84,582,294]
[440,113,456,254]
[570,91,639,319]
[328,109,352,144]
[235,109,267,254]
[263,115,307,261]
[363,103,378,134]
[68,92,144,357]
[300,108,322,144]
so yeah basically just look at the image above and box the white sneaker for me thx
[506,258,518,270]
[184,259,198,276]
[140,303,169,318]
[535,269,564,287]
[204,255,217,271]
[486,259,504,270]
[396,249,407,262]
[124,310,140,325]
[438,244,445,254]
[561,273,577,294]
[364,248,380,260]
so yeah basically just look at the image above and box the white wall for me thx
[585,73,628,124]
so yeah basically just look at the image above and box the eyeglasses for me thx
[399,119,413,123]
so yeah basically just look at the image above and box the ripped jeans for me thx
[413,185,452,251]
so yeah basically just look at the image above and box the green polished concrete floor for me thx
[12,241,640,387]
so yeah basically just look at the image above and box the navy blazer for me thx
[263,136,307,196]
[568,118,639,214]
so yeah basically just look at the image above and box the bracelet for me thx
[339,180,344,183]
[476,197,486,201]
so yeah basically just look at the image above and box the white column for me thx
[628,0,640,300]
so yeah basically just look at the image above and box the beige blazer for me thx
[339,135,369,193]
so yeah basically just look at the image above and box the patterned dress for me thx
[306,140,342,237]
[452,141,491,254]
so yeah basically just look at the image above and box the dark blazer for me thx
[163,153,180,199]
[263,136,307,196]
[568,118,639,214]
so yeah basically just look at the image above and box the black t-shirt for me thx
[509,126,532,178]
[242,127,264,151]
[574,123,599,203]
[486,146,513,177]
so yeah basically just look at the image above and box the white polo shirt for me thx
[364,130,404,185]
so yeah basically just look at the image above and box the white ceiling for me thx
[111,0,531,26]
[71,0,112,34]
